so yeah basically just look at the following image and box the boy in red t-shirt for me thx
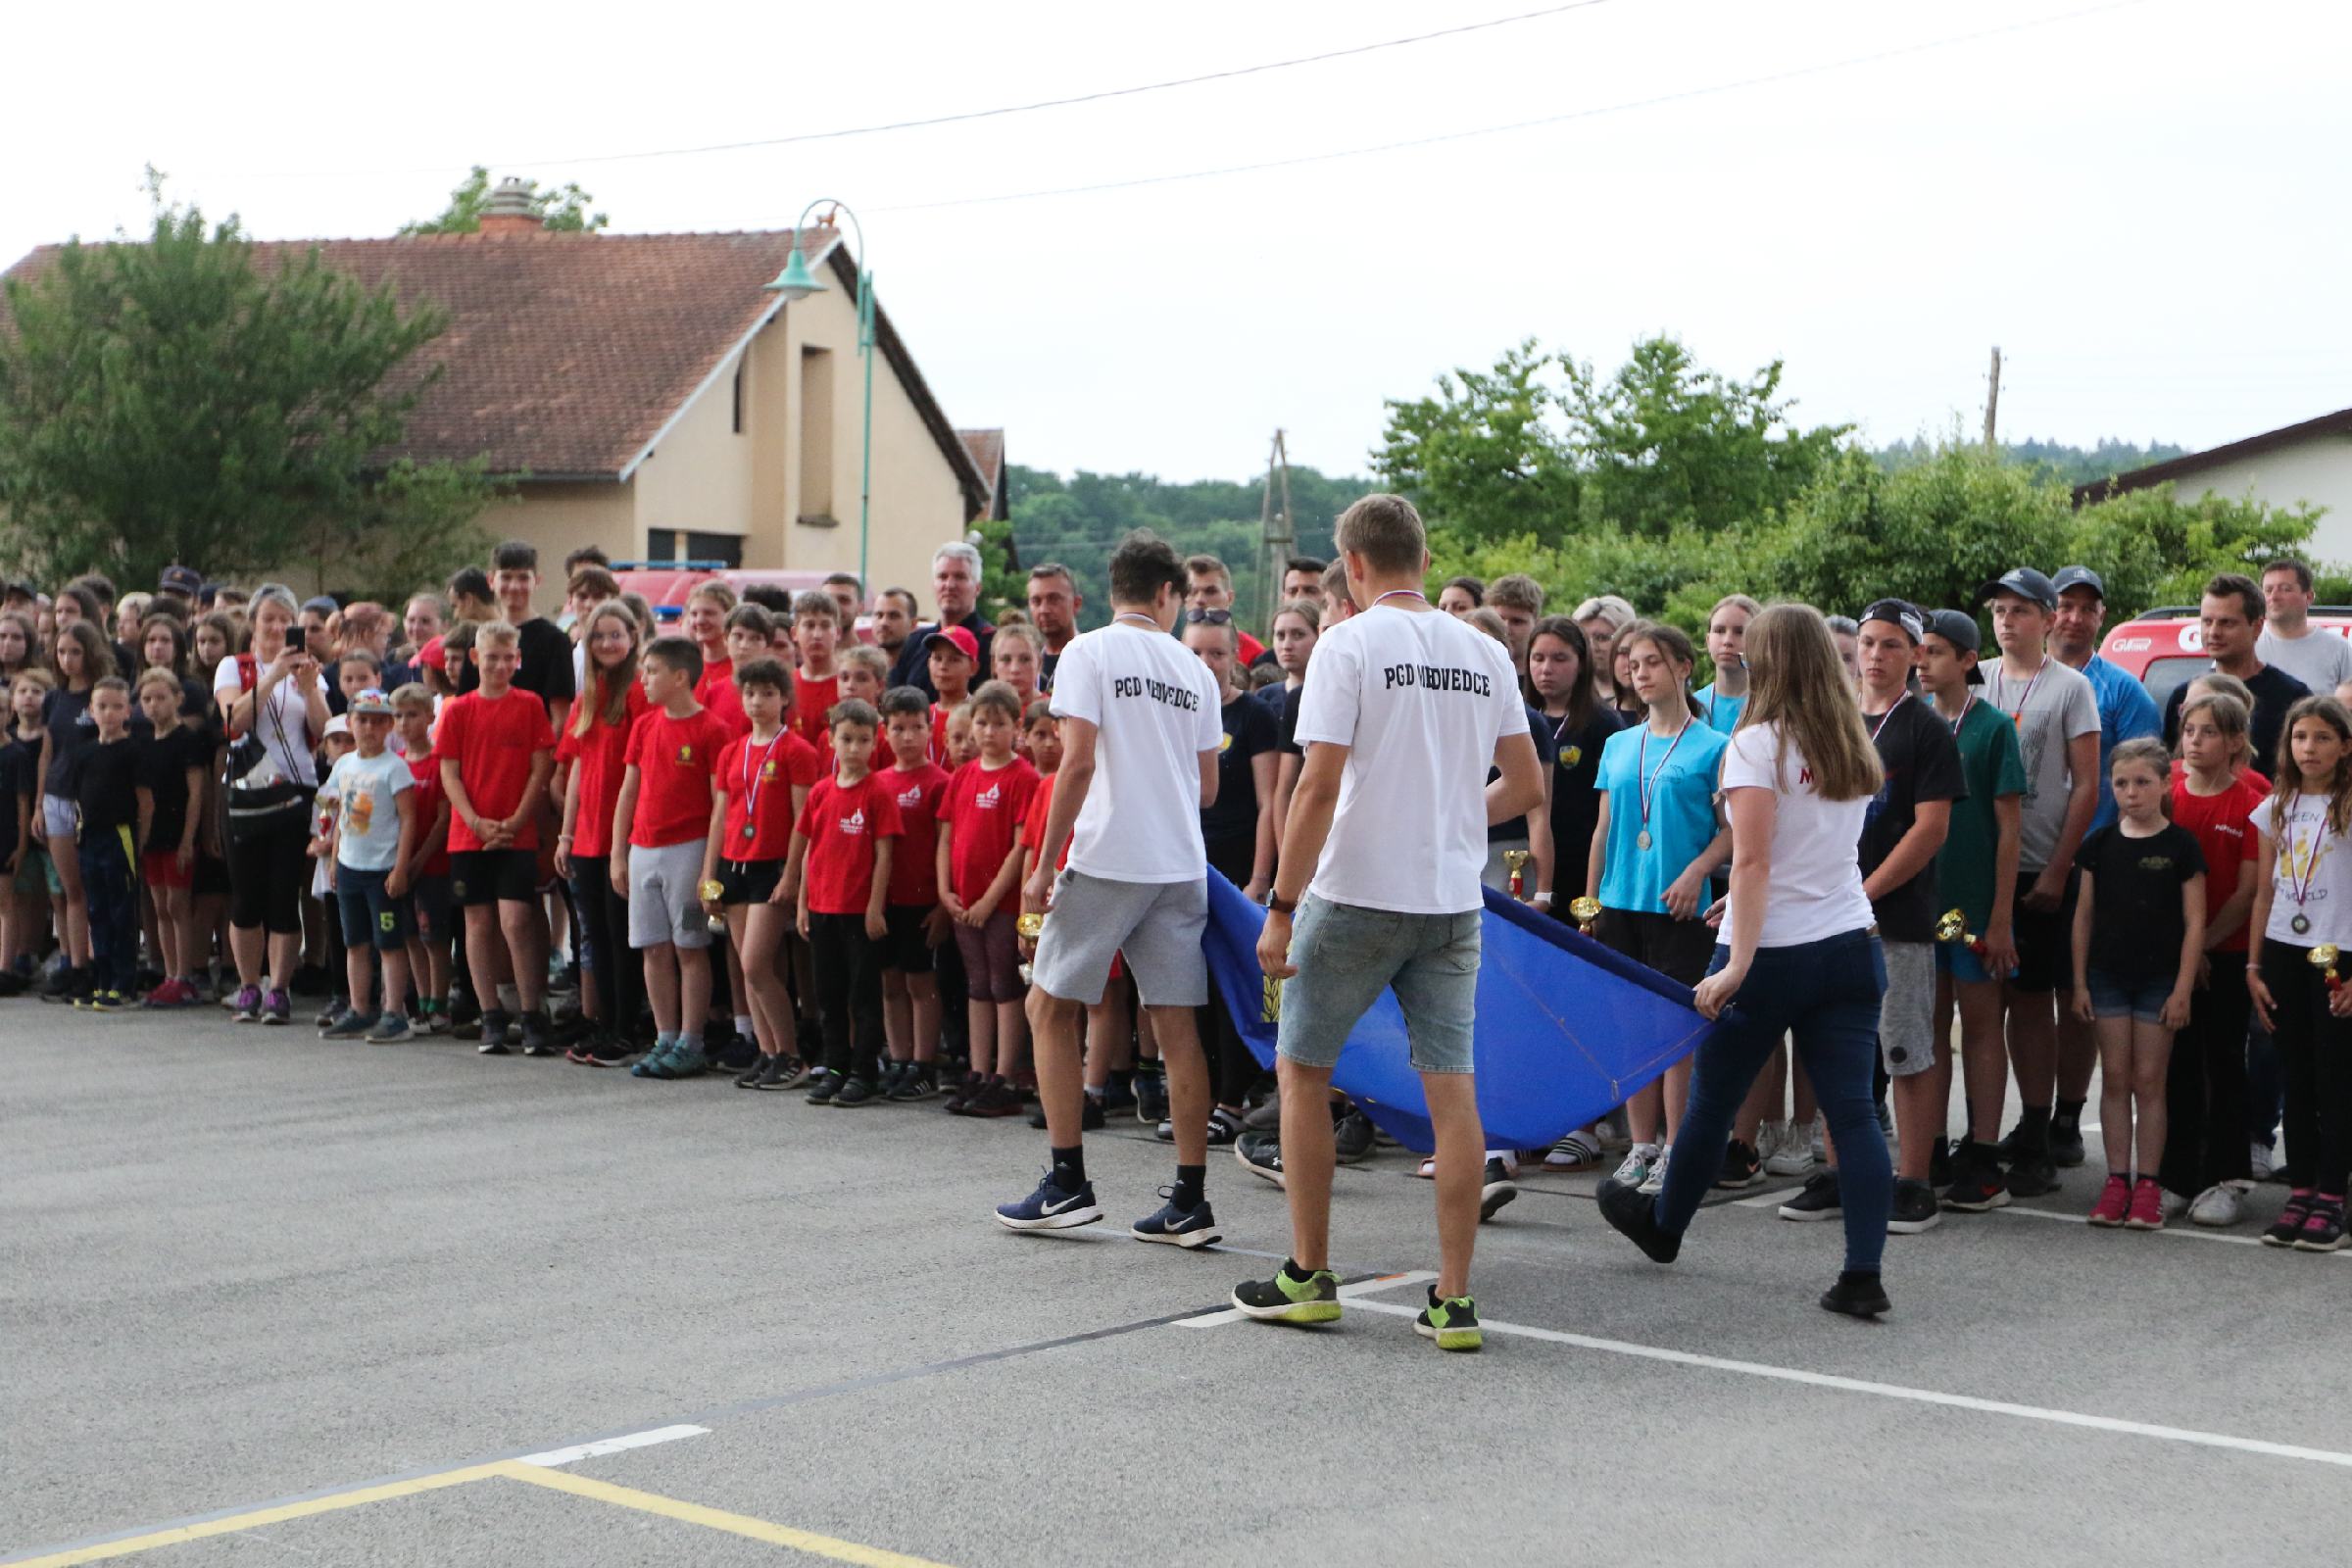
[790,590,842,757]
[612,635,733,1078]
[702,658,823,1092]
[936,681,1040,1118]
[926,626,979,763]
[394,684,455,1034]
[699,603,771,742]
[789,697,903,1106]
[878,686,953,1101]
[435,622,558,1054]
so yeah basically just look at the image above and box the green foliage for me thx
[1874,433,2190,488]
[0,184,506,597]
[399,166,608,235]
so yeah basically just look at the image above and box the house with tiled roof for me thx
[1,194,994,599]
[957,428,1009,522]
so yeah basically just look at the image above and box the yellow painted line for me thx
[492,1462,956,1566]
[6,1463,510,1567]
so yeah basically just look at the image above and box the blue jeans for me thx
[1276,894,1481,1074]
[1657,927,1891,1273]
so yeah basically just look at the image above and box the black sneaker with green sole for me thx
[1230,1263,1341,1325]
[1415,1289,1483,1351]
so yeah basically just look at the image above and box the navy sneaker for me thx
[831,1076,878,1107]
[1131,1188,1221,1249]
[320,1009,375,1041]
[996,1170,1104,1232]
[475,1010,513,1054]
[1135,1069,1168,1125]
[805,1069,842,1105]
[1596,1176,1683,1263]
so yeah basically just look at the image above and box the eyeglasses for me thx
[1184,609,1233,626]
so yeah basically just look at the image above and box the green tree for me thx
[399,166,608,235]
[0,184,506,596]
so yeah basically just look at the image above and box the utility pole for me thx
[1984,346,2002,451]
[1257,429,1294,626]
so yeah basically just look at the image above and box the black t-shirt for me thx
[68,734,141,836]
[0,735,31,858]
[2163,662,2311,778]
[1277,681,1303,758]
[135,724,210,853]
[2074,821,2205,982]
[1202,691,1277,852]
[1488,702,1558,845]
[42,686,97,797]
[1542,705,1626,900]
[1858,695,1968,943]
[456,617,577,713]
[111,640,141,686]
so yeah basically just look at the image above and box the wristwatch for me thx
[1264,890,1298,916]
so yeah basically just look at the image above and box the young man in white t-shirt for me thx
[1231,494,1544,1351]
[996,531,1226,1245]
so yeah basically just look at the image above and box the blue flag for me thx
[1201,873,1717,1153]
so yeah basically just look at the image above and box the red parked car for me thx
[2099,606,2352,708]
[610,561,872,640]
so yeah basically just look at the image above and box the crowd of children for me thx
[4,539,2348,1256]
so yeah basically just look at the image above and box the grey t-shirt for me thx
[2255,626,2352,696]
[1982,657,2100,872]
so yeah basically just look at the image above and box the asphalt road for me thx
[6,1004,2350,1567]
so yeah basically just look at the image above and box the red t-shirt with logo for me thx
[2170,768,2271,954]
[437,687,557,854]
[697,667,750,742]
[623,707,731,850]
[716,729,825,861]
[796,772,905,915]
[941,757,1040,906]
[1021,769,1073,873]
[406,751,453,876]
[560,681,649,860]
[793,670,839,755]
[883,760,953,907]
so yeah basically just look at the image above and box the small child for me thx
[437,621,559,1054]
[789,698,903,1106]
[132,669,207,1006]
[702,657,822,1091]
[613,635,730,1078]
[2245,695,2352,1251]
[937,681,1040,1118]
[943,702,980,771]
[701,603,770,741]
[990,622,1044,710]
[2071,736,2206,1229]
[878,686,952,1101]
[336,651,381,720]
[790,590,842,755]
[318,689,420,1042]
[839,645,890,711]
[394,684,456,1034]
[927,627,978,761]
[67,677,140,1009]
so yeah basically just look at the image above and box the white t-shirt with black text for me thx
[2251,793,2352,949]
[1718,719,1876,949]
[1295,604,1529,914]
[1049,620,1222,885]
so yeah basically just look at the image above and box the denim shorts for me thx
[335,864,415,951]
[1276,894,1481,1075]
[2086,966,2175,1023]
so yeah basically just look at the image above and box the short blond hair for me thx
[1333,494,1427,575]
[474,619,520,652]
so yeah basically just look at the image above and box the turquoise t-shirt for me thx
[1594,719,1731,912]
[1691,684,1745,735]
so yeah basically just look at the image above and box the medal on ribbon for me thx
[1636,718,1690,854]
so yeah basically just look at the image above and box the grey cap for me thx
[1975,566,2056,612]
[2050,564,2105,601]
[1924,609,1986,684]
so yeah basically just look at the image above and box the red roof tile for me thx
[957,427,1007,519]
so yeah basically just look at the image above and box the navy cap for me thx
[1924,609,1986,684]
[1858,598,1925,645]
[1976,566,2056,612]
[2051,564,2105,601]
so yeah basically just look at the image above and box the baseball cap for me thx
[1976,566,2056,611]
[1858,598,1925,645]
[1924,609,1985,684]
[416,636,448,671]
[924,624,979,662]
[322,713,352,740]
[2050,564,2106,601]
[349,688,394,716]
[301,594,339,618]
[158,564,203,598]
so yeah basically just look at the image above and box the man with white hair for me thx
[888,541,996,701]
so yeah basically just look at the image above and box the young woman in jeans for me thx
[1598,603,1896,1318]
[216,585,329,1025]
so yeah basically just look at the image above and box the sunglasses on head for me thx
[1184,608,1233,625]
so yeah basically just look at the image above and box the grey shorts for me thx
[627,839,712,952]
[1878,939,1936,1078]
[1277,893,1481,1075]
[1031,869,1205,1008]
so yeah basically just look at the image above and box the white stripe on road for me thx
[514,1426,709,1467]
[1176,1270,1437,1328]
[1341,1301,2352,1470]
[1992,1201,2352,1256]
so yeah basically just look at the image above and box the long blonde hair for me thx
[1738,604,1883,802]
[572,600,642,738]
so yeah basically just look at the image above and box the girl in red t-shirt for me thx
[556,602,650,1062]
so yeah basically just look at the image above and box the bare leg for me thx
[2132,1019,2174,1181]
[675,947,711,1039]
[882,969,911,1061]
[1954,976,2010,1143]
[268,929,301,990]
[908,973,940,1064]
[643,945,680,1036]
[1628,1079,1664,1146]
[2096,1015,2134,1173]
[2057,1007,2099,1104]
[1423,1071,1487,1299]
[996,998,1028,1078]
[1279,1056,1338,1268]
[379,945,411,1015]
[500,900,547,1011]
[1028,989,1087,1146]
[1151,1004,1211,1167]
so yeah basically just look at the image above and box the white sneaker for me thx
[1611,1144,1659,1188]
[1639,1146,1671,1196]
[1595,1109,1632,1152]
[1809,1120,1829,1164]
[2187,1184,2242,1227]
[1765,1119,1816,1177]
[2249,1141,2278,1182]
[2159,1187,2189,1220]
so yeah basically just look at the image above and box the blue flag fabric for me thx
[1201,873,1717,1153]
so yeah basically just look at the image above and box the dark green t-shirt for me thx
[1936,697,2028,930]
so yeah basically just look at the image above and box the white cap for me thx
[322,713,352,739]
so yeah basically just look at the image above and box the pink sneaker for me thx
[2088,1174,2131,1227]
[2124,1177,2166,1231]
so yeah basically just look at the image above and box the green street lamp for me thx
[765,199,876,597]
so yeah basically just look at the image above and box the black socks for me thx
[1052,1146,1086,1190]
[1174,1163,1205,1209]
[2054,1099,2084,1132]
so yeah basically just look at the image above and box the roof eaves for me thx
[2075,406,2352,505]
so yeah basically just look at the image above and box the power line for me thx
[230,2,1612,181]
[871,0,2156,214]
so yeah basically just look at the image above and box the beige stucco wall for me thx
[632,349,759,563]
[2153,432,2352,566]
[496,479,639,567]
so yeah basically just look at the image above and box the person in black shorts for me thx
[878,687,953,1101]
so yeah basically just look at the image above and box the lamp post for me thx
[764,199,876,597]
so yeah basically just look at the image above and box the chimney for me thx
[477,177,540,237]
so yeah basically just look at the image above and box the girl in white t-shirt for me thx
[2244,695,2352,1251]
[1598,604,1897,1319]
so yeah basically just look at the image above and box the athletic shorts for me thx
[955,907,1024,1004]
[2007,869,2079,994]
[882,904,937,974]
[141,849,193,890]
[1878,939,1936,1077]
[451,848,538,907]
[627,838,710,951]
[1594,906,1716,989]
[1030,869,1205,1008]
[13,846,55,896]
[1277,893,1479,1075]
[410,873,456,945]
[715,857,786,907]
[336,864,415,950]
[40,793,75,843]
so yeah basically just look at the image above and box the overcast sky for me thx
[8,0,2343,485]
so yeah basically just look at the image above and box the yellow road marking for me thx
[6,1463,511,1566]
[491,1462,957,1566]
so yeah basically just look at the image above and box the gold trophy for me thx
[1935,906,1986,956]
[1261,972,1284,1023]
[1016,911,1047,942]
[1503,848,1531,901]
[2312,944,2342,994]
[1567,896,1601,935]
[700,878,728,937]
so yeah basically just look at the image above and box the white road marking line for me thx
[1342,1301,2352,1470]
[514,1425,709,1467]
[1992,1202,2352,1255]
[1176,1269,1436,1327]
